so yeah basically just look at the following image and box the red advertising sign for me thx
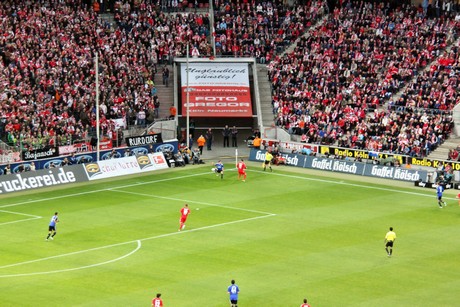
[181,62,252,117]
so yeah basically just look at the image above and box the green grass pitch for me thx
[1,162,459,306]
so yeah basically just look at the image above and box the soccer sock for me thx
[221,173,223,179]
[46,233,50,239]
[51,233,56,237]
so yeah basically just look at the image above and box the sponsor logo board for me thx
[181,62,252,117]
[250,149,306,167]
[363,165,427,181]
[306,157,363,174]
[22,147,59,161]
[0,166,88,194]
[84,156,141,180]
[125,134,163,147]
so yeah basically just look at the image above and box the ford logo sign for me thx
[12,165,22,173]
[22,163,33,172]
[77,155,94,164]
[101,151,121,160]
[156,144,175,153]
[44,159,64,169]
[132,147,149,155]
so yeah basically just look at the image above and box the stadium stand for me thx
[267,1,460,157]
[1,0,460,164]
[213,0,326,60]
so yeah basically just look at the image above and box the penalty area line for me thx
[0,216,41,227]
[0,240,142,278]
[0,210,41,218]
[0,210,42,227]
[111,189,276,216]
[0,171,212,209]
[0,214,274,277]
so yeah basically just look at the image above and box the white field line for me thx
[0,167,443,277]
[0,209,42,226]
[0,240,141,278]
[0,217,41,226]
[0,214,273,278]
[111,189,276,216]
[0,209,41,218]
[0,172,209,209]
[0,168,452,211]
[251,169,456,200]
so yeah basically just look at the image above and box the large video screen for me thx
[180,62,252,117]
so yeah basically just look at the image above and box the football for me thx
[211,168,215,172]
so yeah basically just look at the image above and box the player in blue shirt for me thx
[437,184,447,208]
[214,160,224,179]
[227,279,239,307]
[46,212,59,241]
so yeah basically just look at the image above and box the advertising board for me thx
[0,165,88,194]
[249,149,429,182]
[180,62,252,117]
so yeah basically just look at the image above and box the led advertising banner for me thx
[181,62,252,117]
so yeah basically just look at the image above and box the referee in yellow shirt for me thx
[384,227,397,257]
[263,151,273,172]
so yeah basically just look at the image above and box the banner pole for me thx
[235,148,238,166]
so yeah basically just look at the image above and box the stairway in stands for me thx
[153,65,175,120]
[257,64,274,128]
[428,136,460,161]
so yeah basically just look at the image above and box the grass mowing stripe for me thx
[111,189,276,216]
[251,169,455,200]
[0,212,274,274]
[0,167,448,210]
[0,171,211,209]
[0,217,41,226]
[0,166,459,305]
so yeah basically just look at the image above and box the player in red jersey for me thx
[456,192,460,206]
[236,158,247,181]
[152,293,163,307]
[179,204,191,231]
[300,298,311,307]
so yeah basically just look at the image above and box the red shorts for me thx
[180,216,188,223]
[238,170,246,175]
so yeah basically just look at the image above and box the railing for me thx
[0,139,16,163]
[388,104,454,116]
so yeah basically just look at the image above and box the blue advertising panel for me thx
[0,140,179,174]
[362,164,428,182]
[248,149,307,168]
[304,156,365,175]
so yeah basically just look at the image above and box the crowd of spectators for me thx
[371,45,460,157]
[2,0,460,162]
[213,0,326,60]
[0,0,215,154]
[267,0,460,157]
